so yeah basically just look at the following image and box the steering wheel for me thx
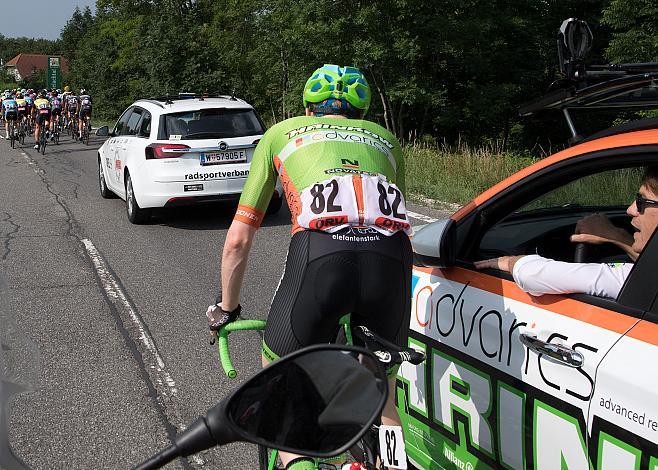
[574,242,588,263]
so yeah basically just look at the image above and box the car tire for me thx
[266,192,283,215]
[125,172,152,224]
[98,157,116,199]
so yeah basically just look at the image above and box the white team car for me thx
[96,93,282,223]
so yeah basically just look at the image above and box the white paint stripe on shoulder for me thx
[407,211,438,223]
[81,238,178,397]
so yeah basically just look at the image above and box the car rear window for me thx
[161,108,264,140]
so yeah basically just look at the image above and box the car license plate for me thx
[200,150,246,165]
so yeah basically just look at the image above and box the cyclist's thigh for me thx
[263,230,357,360]
[352,231,413,348]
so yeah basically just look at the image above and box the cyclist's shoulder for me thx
[351,118,401,148]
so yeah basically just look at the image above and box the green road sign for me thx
[47,57,62,90]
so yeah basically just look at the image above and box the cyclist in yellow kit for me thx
[33,90,51,149]
[208,64,412,470]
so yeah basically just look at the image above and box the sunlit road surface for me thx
[0,132,450,469]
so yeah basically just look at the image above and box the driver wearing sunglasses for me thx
[474,165,658,299]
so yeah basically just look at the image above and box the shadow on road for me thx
[155,200,292,231]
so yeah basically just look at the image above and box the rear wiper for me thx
[182,132,227,139]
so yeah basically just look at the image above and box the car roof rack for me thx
[519,18,658,144]
[145,92,241,104]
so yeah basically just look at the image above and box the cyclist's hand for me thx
[206,303,241,343]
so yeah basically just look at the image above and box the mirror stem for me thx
[133,444,179,470]
[173,417,217,457]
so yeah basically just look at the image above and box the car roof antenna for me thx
[231,88,237,101]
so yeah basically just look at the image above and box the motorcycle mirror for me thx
[135,344,388,470]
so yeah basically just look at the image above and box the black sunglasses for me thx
[635,193,658,213]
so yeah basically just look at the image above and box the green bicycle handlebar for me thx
[216,319,267,379]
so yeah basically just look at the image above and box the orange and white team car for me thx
[397,20,658,470]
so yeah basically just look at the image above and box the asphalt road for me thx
[0,130,452,469]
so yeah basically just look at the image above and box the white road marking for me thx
[407,211,438,223]
[81,239,179,397]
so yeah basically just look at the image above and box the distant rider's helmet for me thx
[64,85,70,93]
[38,89,46,98]
[80,88,87,95]
[303,64,371,117]
[16,92,23,99]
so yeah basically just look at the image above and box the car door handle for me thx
[519,333,584,368]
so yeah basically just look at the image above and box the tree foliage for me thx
[0,35,61,64]
[56,0,657,151]
[602,0,658,63]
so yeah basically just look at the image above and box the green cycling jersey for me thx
[235,115,410,236]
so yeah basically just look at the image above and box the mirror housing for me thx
[96,126,110,137]
[224,344,387,457]
[137,344,388,469]
[412,218,456,268]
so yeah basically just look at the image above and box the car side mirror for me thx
[412,219,456,268]
[96,126,110,137]
[135,344,388,469]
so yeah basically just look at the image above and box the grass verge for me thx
[404,141,536,207]
[92,119,114,129]
[403,142,642,210]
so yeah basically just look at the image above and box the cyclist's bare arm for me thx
[220,220,257,312]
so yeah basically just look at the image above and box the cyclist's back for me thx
[237,115,409,235]
[211,64,412,470]
[238,113,412,360]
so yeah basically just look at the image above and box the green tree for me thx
[602,0,658,63]
[60,6,95,63]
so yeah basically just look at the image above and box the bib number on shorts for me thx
[297,176,359,231]
[362,176,410,234]
[378,425,407,469]
[297,174,411,235]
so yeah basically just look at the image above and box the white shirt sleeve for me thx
[511,254,633,299]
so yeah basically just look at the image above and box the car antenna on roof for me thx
[230,88,237,101]
[164,89,173,105]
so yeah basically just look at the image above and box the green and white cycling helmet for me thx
[303,64,371,115]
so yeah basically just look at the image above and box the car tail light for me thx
[145,143,190,159]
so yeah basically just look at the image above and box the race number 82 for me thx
[378,425,407,469]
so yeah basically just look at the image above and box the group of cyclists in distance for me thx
[0,86,93,149]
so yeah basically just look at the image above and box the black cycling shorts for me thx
[79,106,92,119]
[36,111,50,125]
[263,227,412,361]
[51,108,62,117]
[4,111,17,121]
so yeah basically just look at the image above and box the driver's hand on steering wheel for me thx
[570,213,622,245]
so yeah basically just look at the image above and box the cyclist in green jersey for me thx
[208,64,412,470]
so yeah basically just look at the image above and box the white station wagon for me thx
[96,93,282,223]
